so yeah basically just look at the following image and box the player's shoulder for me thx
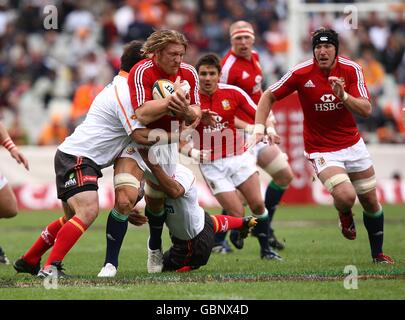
[130,58,154,75]
[180,62,198,82]
[337,56,363,72]
[291,58,314,76]
[221,50,238,66]
[252,50,259,60]
[217,83,249,97]
[218,82,240,91]
[180,62,197,74]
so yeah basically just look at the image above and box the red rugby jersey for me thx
[269,56,370,154]
[196,83,257,160]
[128,58,200,131]
[220,50,263,124]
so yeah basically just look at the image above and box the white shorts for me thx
[305,138,373,175]
[0,173,7,190]
[199,151,257,195]
[120,143,178,186]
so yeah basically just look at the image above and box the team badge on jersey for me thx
[131,114,137,120]
[317,157,326,167]
[222,99,231,110]
[126,146,136,155]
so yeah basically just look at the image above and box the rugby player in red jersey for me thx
[252,28,393,264]
[126,30,203,273]
[193,53,281,260]
[220,21,293,252]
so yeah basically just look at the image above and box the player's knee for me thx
[76,202,99,225]
[1,206,18,219]
[115,191,135,215]
[272,167,294,187]
[334,187,357,209]
[249,202,265,216]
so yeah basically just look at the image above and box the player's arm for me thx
[138,148,185,199]
[131,127,182,146]
[134,97,173,125]
[328,76,371,118]
[0,122,29,170]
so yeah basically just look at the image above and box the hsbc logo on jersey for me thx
[320,94,336,102]
[203,115,229,133]
[315,94,343,111]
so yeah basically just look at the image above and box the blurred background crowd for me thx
[0,0,404,146]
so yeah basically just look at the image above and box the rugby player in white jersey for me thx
[101,30,205,276]
[120,148,257,273]
[13,40,193,277]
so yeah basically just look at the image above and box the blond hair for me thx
[141,30,188,56]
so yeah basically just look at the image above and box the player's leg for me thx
[99,157,144,277]
[349,166,394,264]
[211,214,257,240]
[37,190,99,278]
[163,213,215,273]
[257,144,293,250]
[144,183,166,273]
[36,150,102,277]
[199,163,243,253]
[0,181,18,219]
[0,178,17,264]
[237,172,281,260]
[317,166,357,239]
[14,202,73,275]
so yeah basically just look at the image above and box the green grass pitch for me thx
[0,205,404,300]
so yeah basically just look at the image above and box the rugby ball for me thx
[152,79,175,100]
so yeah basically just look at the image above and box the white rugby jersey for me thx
[164,164,205,240]
[59,72,144,168]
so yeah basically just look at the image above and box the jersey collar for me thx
[118,70,129,78]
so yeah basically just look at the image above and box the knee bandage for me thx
[114,173,140,189]
[144,183,165,199]
[264,153,289,176]
[352,176,377,195]
[323,173,350,193]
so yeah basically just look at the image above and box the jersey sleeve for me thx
[182,64,200,106]
[269,69,299,100]
[174,165,195,194]
[114,84,145,136]
[233,86,257,121]
[128,62,153,111]
[346,63,370,101]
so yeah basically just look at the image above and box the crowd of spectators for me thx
[0,0,404,145]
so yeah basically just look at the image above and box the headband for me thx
[230,28,255,40]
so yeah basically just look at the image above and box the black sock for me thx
[265,181,286,237]
[252,213,270,253]
[145,207,166,250]
[104,208,128,268]
[363,209,384,258]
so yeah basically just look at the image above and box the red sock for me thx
[44,216,88,267]
[23,216,67,266]
[211,215,243,233]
